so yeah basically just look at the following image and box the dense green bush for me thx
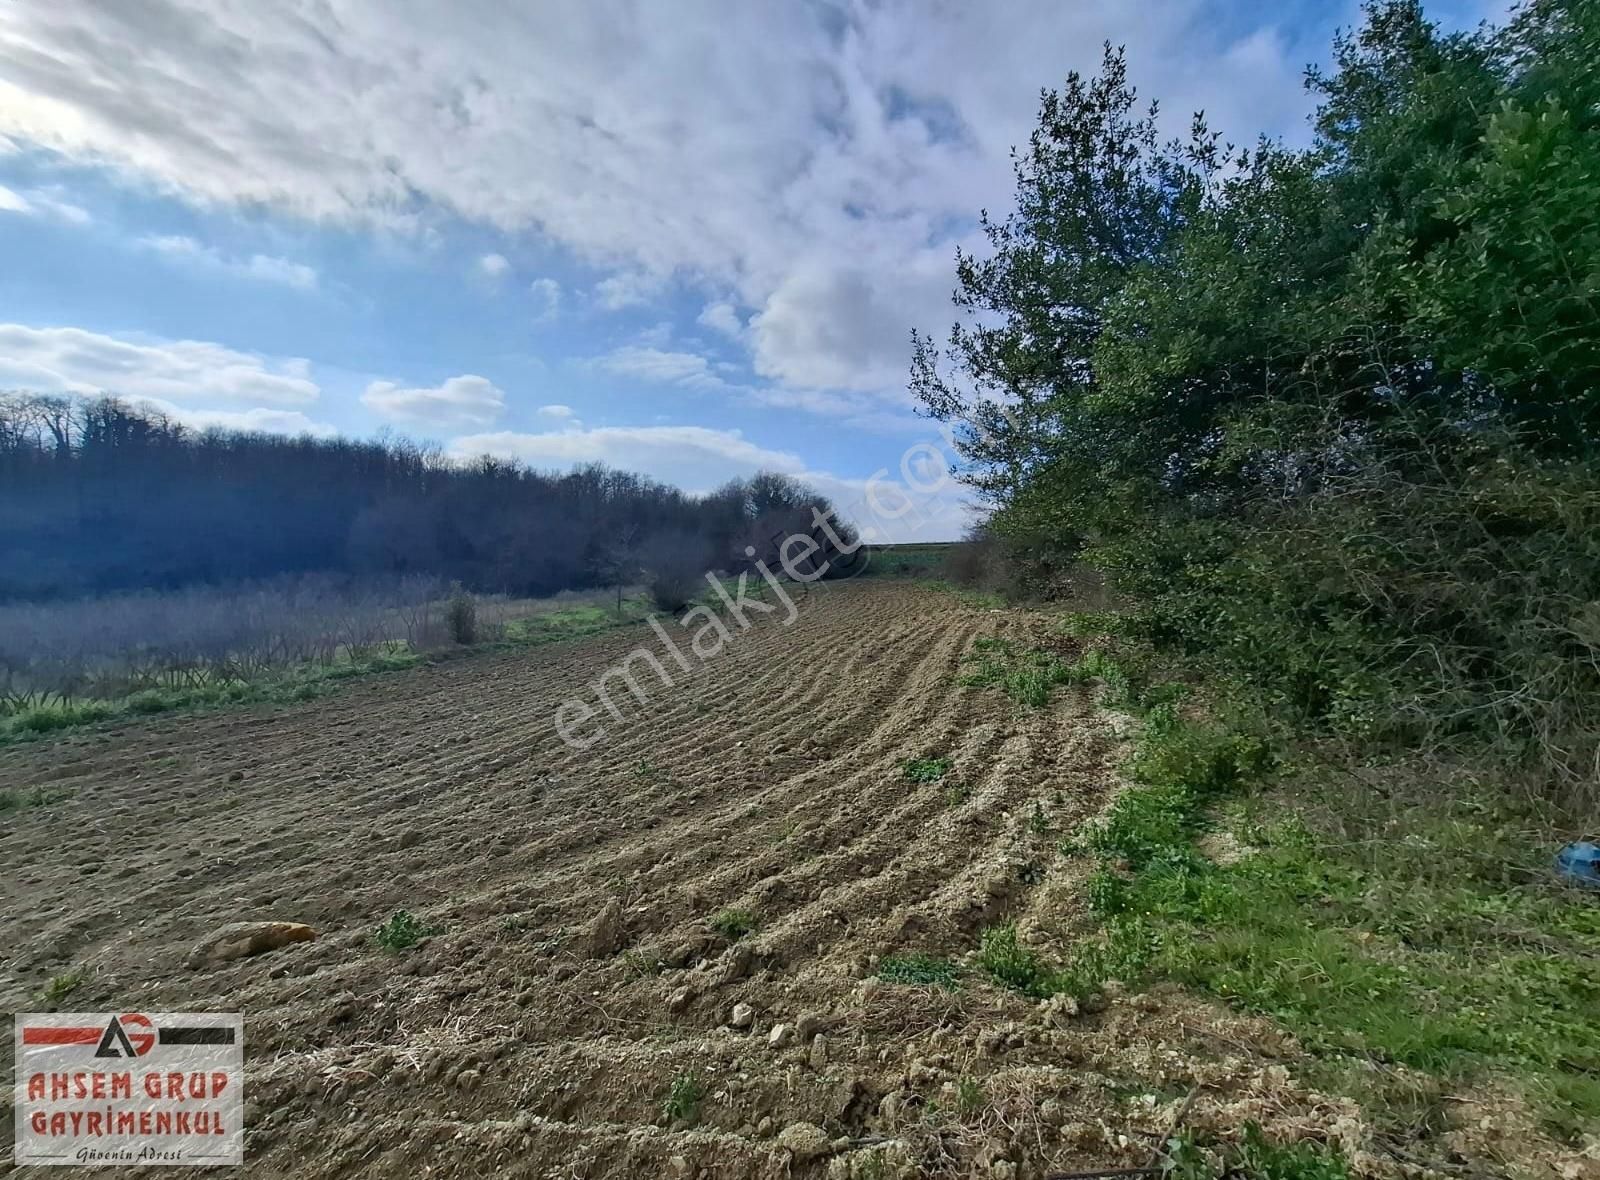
[914,0,1600,800]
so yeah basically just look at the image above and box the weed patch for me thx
[661,1073,704,1123]
[1164,1123,1351,1180]
[977,924,1055,998]
[902,756,952,784]
[374,910,437,952]
[709,908,758,941]
[878,953,962,990]
[38,969,86,1008]
[0,785,71,811]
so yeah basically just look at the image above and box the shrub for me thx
[910,5,1600,805]
[445,583,477,645]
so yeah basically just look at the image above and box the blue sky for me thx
[0,0,1503,539]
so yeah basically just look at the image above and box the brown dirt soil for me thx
[0,583,1556,1179]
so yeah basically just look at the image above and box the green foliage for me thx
[878,953,962,990]
[1064,700,1600,1133]
[0,649,423,746]
[8,700,116,734]
[1163,1124,1351,1180]
[914,2,1600,798]
[977,923,1054,998]
[960,637,1074,707]
[1081,704,1267,866]
[38,969,86,1008]
[902,756,952,784]
[661,1073,704,1123]
[0,785,70,811]
[709,908,758,941]
[374,910,436,952]
[857,543,952,580]
[955,1076,986,1115]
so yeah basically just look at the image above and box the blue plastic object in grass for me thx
[1555,841,1600,889]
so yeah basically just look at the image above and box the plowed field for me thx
[2,583,1349,1178]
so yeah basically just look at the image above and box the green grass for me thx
[959,662,1600,1135]
[902,756,952,784]
[878,953,962,990]
[0,784,71,811]
[977,923,1056,998]
[1164,1123,1351,1180]
[709,907,758,941]
[501,597,650,643]
[959,636,1096,707]
[955,1076,985,1115]
[0,649,422,746]
[661,1072,705,1123]
[1051,691,1600,1136]
[374,910,437,952]
[0,593,662,747]
[37,968,86,1007]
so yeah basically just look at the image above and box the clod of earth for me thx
[776,1121,831,1161]
[186,921,316,968]
[582,899,626,958]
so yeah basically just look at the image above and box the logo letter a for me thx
[95,1016,138,1058]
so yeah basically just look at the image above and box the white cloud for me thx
[137,234,317,290]
[529,276,561,320]
[0,181,89,223]
[448,422,974,540]
[597,345,728,390]
[130,396,336,437]
[0,1,1336,396]
[697,301,744,339]
[594,271,661,311]
[0,323,320,404]
[361,373,506,429]
[478,251,510,278]
[536,403,577,420]
[750,257,953,392]
[452,424,801,492]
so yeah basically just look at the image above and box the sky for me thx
[0,0,1504,541]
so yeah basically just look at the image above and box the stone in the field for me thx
[768,1023,795,1048]
[581,899,625,958]
[808,1033,829,1070]
[777,1121,830,1160]
[729,1002,754,1029]
[187,921,316,968]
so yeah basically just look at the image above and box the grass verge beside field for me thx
[962,623,1600,1146]
[0,594,657,746]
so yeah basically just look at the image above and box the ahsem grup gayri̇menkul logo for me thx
[13,1011,244,1166]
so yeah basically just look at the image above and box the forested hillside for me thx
[0,394,847,600]
[916,0,1600,795]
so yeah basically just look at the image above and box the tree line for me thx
[915,0,1600,791]
[0,394,854,602]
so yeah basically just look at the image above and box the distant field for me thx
[858,541,952,579]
